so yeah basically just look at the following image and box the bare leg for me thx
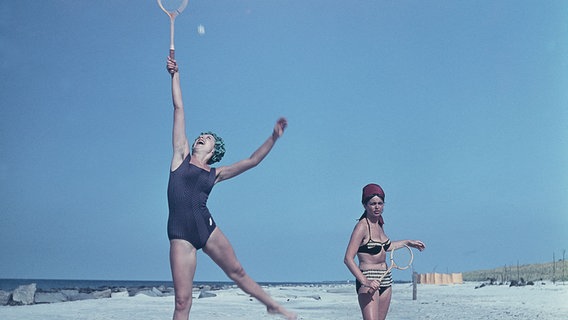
[170,239,197,320]
[358,291,379,320]
[203,227,297,320]
[358,287,392,320]
[377,288,392,320]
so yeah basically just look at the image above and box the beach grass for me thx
[463,260,568,283]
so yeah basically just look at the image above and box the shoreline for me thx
[0,279,355,307]
[0,278,355,292]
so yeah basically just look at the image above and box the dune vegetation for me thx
[463,259,567,283]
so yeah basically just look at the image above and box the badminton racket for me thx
[157,0,189,59]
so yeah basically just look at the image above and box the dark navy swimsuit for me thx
[167,155,217,249]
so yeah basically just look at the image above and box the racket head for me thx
[157,0,189,17]
[390,245,414,270]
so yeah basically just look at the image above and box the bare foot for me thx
[267,306,297,320]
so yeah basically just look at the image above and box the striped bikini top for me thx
[357,218,391,255]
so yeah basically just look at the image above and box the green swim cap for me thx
[192,131,225,164]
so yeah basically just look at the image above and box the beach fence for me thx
[417,273,463,285]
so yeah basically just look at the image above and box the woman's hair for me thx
[192,131,226,164]
[362,193,385,206]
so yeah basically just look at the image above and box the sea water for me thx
[0,279,178,291]
[0,279,342,292]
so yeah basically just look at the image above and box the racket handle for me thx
[377,266,393,284]
[169,17,176,59]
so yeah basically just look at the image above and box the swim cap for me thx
[361,183,385,204]
[192,131,225,164]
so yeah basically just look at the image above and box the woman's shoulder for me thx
[352,219,367,232]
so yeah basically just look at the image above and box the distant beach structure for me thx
[418,273,463,285]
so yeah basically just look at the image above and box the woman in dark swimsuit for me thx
[166,57,296,320]
[344,183,425,320]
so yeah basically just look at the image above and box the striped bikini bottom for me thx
[355,269,393,295]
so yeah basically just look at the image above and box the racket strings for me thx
[390,245,414,270]
[158,0,189,14]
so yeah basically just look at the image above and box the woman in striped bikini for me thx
[344,183,426,320]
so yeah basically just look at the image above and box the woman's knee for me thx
[174,292,192,311]
[226,264,247,281]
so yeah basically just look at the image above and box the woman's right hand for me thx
[167,56,179,75]
[363,279,380,295]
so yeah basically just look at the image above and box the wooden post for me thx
[412,272,417,300]
[563,249,566,285]
[553,252,556,284]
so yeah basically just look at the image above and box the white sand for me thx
[1,282,566,319]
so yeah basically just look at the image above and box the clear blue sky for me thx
[1,0,567,282]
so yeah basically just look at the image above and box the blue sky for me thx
[1,0,567,283]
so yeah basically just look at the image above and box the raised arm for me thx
[215,117,287,183]
[167,57,190,171]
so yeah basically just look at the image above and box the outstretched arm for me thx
[167,57,190,171]
[389,239,426,252]
[215,117,287,183]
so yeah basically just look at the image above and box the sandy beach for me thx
[1,282,566,319]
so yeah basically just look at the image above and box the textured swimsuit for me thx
[167,155,217,249]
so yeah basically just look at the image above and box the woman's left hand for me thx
[407,240,426,251]
[272,117,288,139]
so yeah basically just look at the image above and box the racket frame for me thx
[376,245,414,284]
